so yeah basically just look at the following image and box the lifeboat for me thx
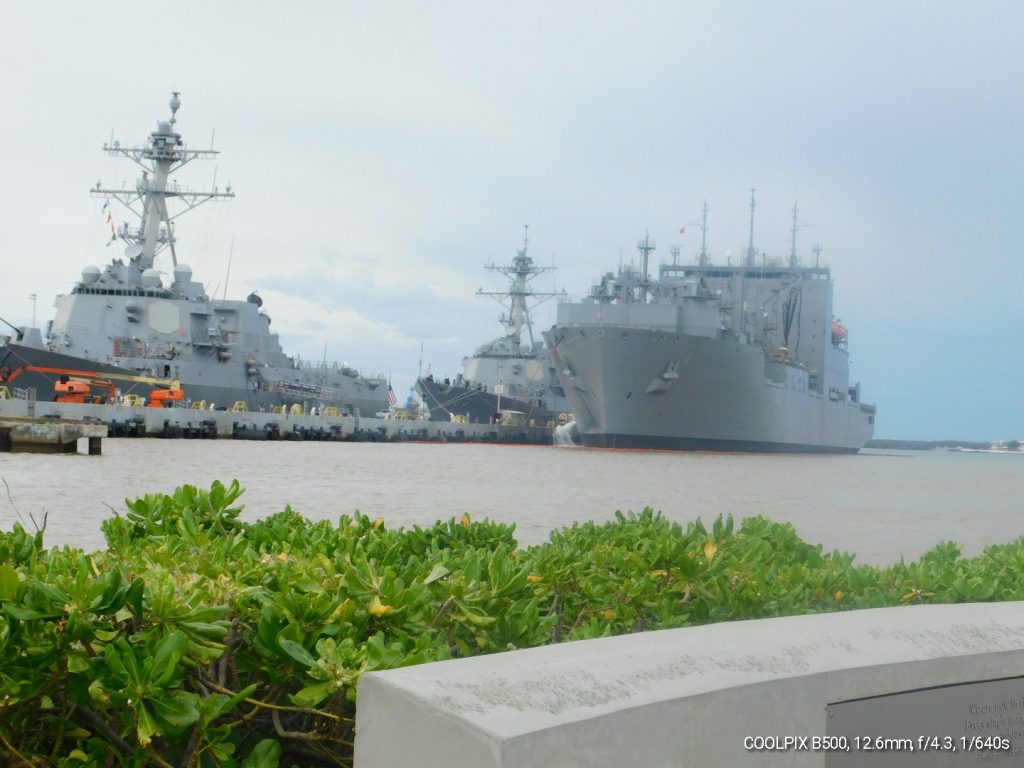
[831,322,848,345]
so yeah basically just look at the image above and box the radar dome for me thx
[156,120,172,134]
[141,268,162,289]
[173,264,193,283]
[81,265,101,285]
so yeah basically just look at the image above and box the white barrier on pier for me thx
[355,602,1024,767]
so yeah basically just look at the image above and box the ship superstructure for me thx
[1,93,387,415]
[544,195,875,452]
[417,227,571,424]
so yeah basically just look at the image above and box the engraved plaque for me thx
[826,677,1024,765]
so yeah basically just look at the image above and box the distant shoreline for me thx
[867,438,1020,452]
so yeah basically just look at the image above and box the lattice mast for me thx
[477,225,567,349]
[90,92,234,269]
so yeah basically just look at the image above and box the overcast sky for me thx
[2,2,1021,441]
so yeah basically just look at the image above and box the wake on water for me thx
[553,421,579,447]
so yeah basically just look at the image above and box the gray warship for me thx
[544,194,876,452]
[0,93,388,415]
[416,227,571,424]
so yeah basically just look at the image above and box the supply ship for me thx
[544,196,876,452]
[0,93,388,415]
[416,227,571,425]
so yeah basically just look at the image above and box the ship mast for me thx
[636,230,656,301]
[91,92,234,270]
[745,188,757,268]
[478,225,566,350]
[698,200,710,266]
[788,201,800,268]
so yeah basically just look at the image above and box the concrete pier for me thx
[0,416,107,454]
[0,399,555,445]
[356,602,1024,767]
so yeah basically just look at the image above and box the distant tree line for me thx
[866,439,997,451]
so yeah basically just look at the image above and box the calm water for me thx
[0,441,1021,566]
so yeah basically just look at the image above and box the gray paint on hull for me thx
[547,327,873,453]
[580,433,860,453]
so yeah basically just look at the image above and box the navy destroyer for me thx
[0,93,388,415]
[416,227,571,425]
[544,194,876,452]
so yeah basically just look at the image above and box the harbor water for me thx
[0,441,1021,566]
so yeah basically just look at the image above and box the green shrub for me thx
[0,481,1020,766]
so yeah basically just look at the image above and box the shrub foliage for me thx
[1,480,1023,766]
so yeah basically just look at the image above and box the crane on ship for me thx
[9,363,185,407]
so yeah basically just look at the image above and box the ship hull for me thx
[416,377,565,425]
[0,343,387,415]
[577,433,859,453]
[544,327,874,453]
[0,343,161,400]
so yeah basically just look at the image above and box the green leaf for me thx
[149,689,201,729]
[364,633,405,669]
[210,741,236,762]
[423,563,450,585]
[88,678,109,704]
[289,680,338,708]
[4,603,59,621]
[0,564,19,601]
[242,738,282,768]
[179,620,230,639]
[113,606,133,623]
[151,630,188,685]
[125,577,145,617]
[67,650,90,673]
[198,683,258,728]
[135,700,161,746]
[455,610,497,627]
[89,568,124,613]
[278,636,316,667]
[492,562,532,599]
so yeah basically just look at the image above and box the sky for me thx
[1,1,1021,441]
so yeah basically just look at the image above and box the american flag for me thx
[387,385,397,406]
